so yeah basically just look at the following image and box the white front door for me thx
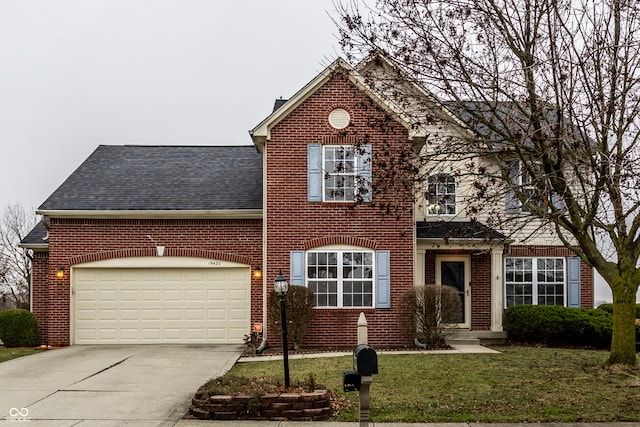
[435,255,471,327]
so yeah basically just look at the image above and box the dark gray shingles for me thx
[416,220,506,241]
[20,220,48,245]
[39,145,263,211]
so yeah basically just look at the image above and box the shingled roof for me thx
[416,220,507,241]
[38,145,263,212]
[19,220,49,247]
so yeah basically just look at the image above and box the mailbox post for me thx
[342,312,377,427]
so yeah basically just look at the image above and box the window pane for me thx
[426,174,457,215]
[324,146,357,202]
[307,249,374,308]
[505,258,533,307]
[506,257,565,307]
[536,258,564,306]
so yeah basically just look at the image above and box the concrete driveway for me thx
[0,344,243,426]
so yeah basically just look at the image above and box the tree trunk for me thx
[607,286,638,366]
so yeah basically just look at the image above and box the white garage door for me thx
[73,265,250,344]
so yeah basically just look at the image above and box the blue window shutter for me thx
[567,257,581,308]
[290,250,305,286]
[505,161,519,213]
[357,144,372,202]
[308,144,322,202]
[376,250,391,308]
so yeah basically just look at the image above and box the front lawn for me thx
[0,347,42,363]
[226,346,640,423]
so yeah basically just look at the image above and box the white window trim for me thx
[425,173,457,216]
[306,246,376,309]
[508,160,553,213]
[503,256,566,308]
[322,145,357,202]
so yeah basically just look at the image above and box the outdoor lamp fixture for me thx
[55,267,65,279]
[254,266,262,280]
[274,270,290,388]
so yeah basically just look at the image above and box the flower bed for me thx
[189,389,332,421]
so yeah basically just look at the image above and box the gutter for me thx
[36,209,263,220]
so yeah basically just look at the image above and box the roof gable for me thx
[249,55,433,150]
[38,145,263,215]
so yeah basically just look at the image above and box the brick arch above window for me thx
[67,248,253,267]
[303,236,378,250]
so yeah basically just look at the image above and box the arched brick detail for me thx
[303,236,378,250]
[165,248,253,265]
[68,248,254,267]
[67,248,156,266]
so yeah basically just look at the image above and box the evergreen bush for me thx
[504,305,612,349]
[0,309,38,347]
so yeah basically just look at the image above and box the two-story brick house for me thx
[21,54,593,348]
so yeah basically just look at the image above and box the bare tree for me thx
[0,203,37,310]
[336,0,640,365]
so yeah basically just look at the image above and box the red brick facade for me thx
[34,218,262,345]
[28,62,596,349]
[265,71,415,348]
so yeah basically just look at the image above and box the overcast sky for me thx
[0,0,341,211]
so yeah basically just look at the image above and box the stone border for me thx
[189,389,332,421]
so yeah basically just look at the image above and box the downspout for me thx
[256,142,268,354]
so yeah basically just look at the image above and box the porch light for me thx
[273,270,290,388]
[254,266,262,280]
[55,267,65,279]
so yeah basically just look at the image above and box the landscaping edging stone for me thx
[189,389,332,421]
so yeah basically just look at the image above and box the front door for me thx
[436,255,470,327]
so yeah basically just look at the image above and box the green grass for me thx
[226,346,640,423]
[0,347,42,363]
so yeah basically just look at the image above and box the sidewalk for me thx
[238,344,501,363]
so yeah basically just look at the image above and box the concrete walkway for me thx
[239,344,501,363]
[0,344,242,426]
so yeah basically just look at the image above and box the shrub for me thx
[0,309,38,347]
[398,284,461,349]
[267,286,315,350]
[597,303,640,318]
[504,305,612,349]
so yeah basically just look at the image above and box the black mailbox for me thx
[342,370,361,392]
[353,344,378,375]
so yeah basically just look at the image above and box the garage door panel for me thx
[229,309,249,320]
[74,266,250,344]
[163,309,183,320]
[164,289,182,301]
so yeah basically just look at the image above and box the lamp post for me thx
[274,270,290,388]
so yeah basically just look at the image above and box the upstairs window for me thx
[426,174,457,215]
[324,146,357,202]
[307,144,372,203]
[506,161,564,213]
[506,161,538,213]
